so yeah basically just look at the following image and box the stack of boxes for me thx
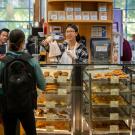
[48,2,108,21]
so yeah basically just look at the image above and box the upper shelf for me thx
[48,0,113,3]
[48,20,113,24]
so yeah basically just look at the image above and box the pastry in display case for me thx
[36,66,72,134]
[82,65,133,135]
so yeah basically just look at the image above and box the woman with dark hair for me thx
[0,29,45,135]
[41,23,88,64]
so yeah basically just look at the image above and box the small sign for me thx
[46,114,57,120]
[46,77,54,83]
[111,89,119,95]
[110,113,119,120]
[57,76,67,83]
[110,76,119,84]
[110,125,119,133]
[58,89,67,95]
[110,101,119,107]
[46,101,56,108]
[46,126,55,132]
[96,45,107,52]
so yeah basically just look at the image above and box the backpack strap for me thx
[1,56,14,64]
[1,53,32,64]
[18,53,33,61]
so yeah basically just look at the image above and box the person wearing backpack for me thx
[0,29,45,135]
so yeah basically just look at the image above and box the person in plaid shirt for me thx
[41,23,88,64]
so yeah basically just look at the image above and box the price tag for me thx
[46,126,55,132]
[58,89,67,95]
[57,76,67,83]
[46,77,54,83]
[46,101,56,108]
[110,125,119,133]
[46,114,57,120]
[96,45,107,52]
[111,89,119,95]
[110,113,119,120]
[110,76,119,84]
[110,101,119,107]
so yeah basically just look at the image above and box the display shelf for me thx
[48,0,113,2]
[35,66,73,135]
[82,65,133,135]
[48,20,113,24]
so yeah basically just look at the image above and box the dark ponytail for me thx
[9,29,25,51]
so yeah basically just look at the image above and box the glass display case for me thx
[82,64,134,135]
[35,65,73,135]
[19,64,135,135]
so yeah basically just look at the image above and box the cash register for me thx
[90,38,111,64]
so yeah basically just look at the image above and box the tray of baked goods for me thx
[35,107,70,120]
[37,93,71,108]
[92,95,128,107]
[36,120,71,134]
[92,108,130,120]
[91,81,130,94]
[92,120,130,134]
[45,83,71,95]
[43,70,71,84]
[91,69,129,81]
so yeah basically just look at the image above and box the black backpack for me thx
[0,53,37,113]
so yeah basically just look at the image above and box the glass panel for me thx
[127,23,135,39]
[127,0,135,9]
[127,10,135,22]
[0,22,30,38]
[0,9,30,21]
[114,0,126,9]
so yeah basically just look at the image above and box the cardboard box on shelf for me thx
[99,11,108,20]
[48,11,57,21]
[82,11,90,20]
[74,2,81,12]
[74,11,82,20]
[58,11,65,20]
[98,3,107,12]
[65,2,73,12]
[90,11,98,20]
[66,11,74,20]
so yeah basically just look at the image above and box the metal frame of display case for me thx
[82,64,134,135]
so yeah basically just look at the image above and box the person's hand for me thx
[0,54,5,60]
[66,50,76,59]
[41,39,48,46]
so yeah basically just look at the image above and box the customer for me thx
[0,29,45,135]
[121,38,132,62]
[26,35,36,55]
[0,28,9,59]
[129,34,135,51]
[41,24,88,64]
